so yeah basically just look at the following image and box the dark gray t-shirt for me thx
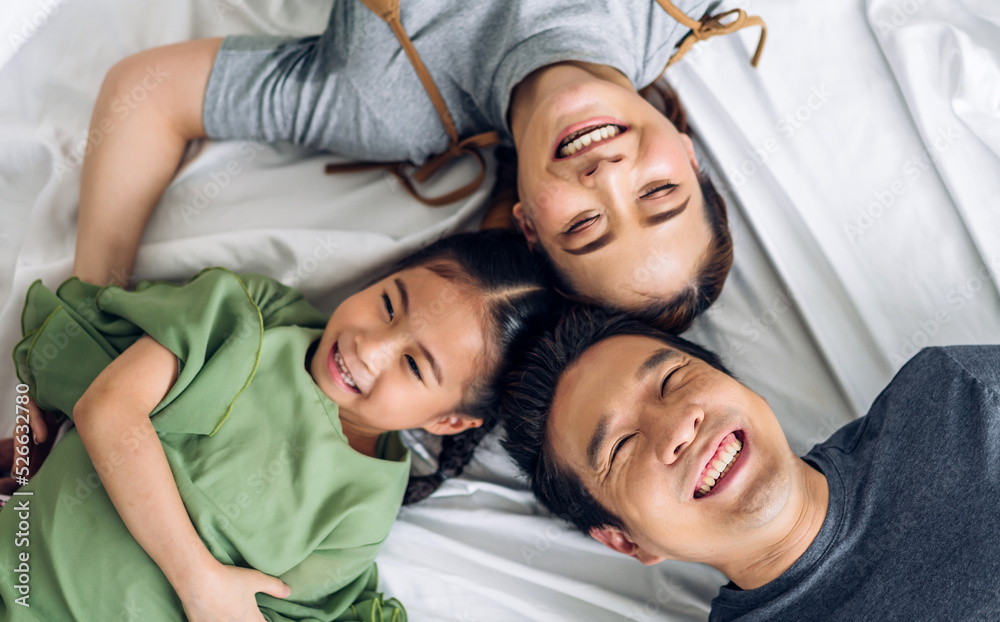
[203,0,709,164]
[710,346,1000,622]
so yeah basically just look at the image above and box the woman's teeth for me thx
[559,124,620,158]
[695,438,743,498]
[334,350,357,389]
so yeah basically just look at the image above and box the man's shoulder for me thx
[920,345,1000,395]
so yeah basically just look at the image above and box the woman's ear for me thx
[680,133,699,172]
[423,413,483,436]
[512,202,538,249]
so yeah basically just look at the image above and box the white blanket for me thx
[1,0,998,619]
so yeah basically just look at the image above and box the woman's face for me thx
[512,73,713,311]
[309,265,486,436]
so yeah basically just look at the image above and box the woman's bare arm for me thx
[74,39,222,287]
[74,335,289,620]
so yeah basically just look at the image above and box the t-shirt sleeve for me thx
[202,31,360,152]
[940,345,1000,396]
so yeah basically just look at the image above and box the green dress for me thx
[0,268,409,622]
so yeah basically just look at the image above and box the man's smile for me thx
[694,430,745,499]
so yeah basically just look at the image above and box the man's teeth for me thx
[559,124,620,157]
[696,439,743,497]
[334,351,357,389]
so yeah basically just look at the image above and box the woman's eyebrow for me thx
[641,196,689,227]
[563,231,616,256]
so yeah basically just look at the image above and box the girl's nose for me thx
[355,329,403,377]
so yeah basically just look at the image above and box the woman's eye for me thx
[641,183,677,199]
[406,355,423,381]
[382,293,394,320]
[566,215,599,234]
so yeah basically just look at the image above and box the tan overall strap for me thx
[325,0,500,206]
[656,0,767,71]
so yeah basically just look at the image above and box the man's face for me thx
[548,335,801,566]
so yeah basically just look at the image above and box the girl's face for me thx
[309,265,487,436]
[511,70,712,311]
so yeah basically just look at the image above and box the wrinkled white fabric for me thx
[1,0,999,620]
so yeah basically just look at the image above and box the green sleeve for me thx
[12,268,328,435]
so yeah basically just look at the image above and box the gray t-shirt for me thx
[203,0,710,164]
[710,346,1000,621]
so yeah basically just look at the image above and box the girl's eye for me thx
[382,293,394,320]
[566,215,599,234]
[406,355,423,381]
[641,183,677,199]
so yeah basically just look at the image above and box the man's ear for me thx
[680,133,700,173]
[590,526,666,566]
[422,413,483,436]
[511,202,538,249]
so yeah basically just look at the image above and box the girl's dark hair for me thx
[484,80,733,334]
[500,306,729,534]
[395,230,559,504]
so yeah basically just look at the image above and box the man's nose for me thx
[651,404,704,466]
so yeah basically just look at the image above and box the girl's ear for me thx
[680,133,699,172]
[512,202,538,249]
[423,413,483,436]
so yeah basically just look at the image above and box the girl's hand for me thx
[1,396,58,494]
[179,560,291,622]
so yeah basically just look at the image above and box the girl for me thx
[71,0,763,332]
[0,230,555,621]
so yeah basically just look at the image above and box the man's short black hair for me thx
[500,305,730,534]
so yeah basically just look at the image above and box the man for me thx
[501,307,1000,620]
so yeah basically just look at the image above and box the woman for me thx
[73,0,762,330]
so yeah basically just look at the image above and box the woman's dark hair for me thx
[484,80,733,334]
[395,230,559,504]
[500,305,730,534]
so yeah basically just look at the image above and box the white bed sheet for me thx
[1,0,997,620]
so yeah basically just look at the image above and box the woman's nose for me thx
[579,155,626,188]
[651,404,704,466]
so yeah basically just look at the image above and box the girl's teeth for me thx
[335,351,357,388]
[559,124,619,157]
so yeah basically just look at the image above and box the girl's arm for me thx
[73,335,289,621]
[74,39,222,287]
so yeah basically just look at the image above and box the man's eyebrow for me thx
[562,231,616,256]
[587,413,613,473]
[586,349,680,473]
[642,196,689,227]
[637,348,680,382]
[394,278,409,314]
